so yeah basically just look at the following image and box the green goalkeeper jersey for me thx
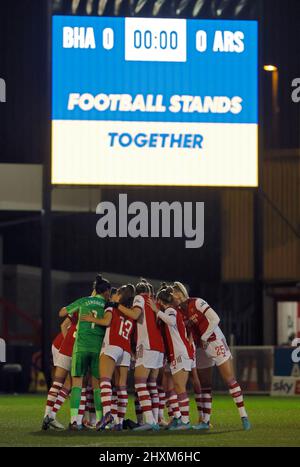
[66,295,106,353]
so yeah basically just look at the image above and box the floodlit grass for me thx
[0,394,299,447]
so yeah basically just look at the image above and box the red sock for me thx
[116,386,128,426]
[51,386,70,418]
[228,380,247,418]
[166,390,181,419]
[147,381,159,423]
[177,392,190,424]
[100,378,112,416]
[134,392,143,424]
[158,385,166,420]
[84,385,92,422]
[77,386,86,425]
[201,387,212,424]
[111,386,118,421]
[44,381,63,417]
[135,378,155,425]
[194,391,203,421]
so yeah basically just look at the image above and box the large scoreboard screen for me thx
[52,16,258,186]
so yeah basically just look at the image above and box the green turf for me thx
[0,394,299,447]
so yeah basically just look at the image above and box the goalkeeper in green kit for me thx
[59,274,111,430]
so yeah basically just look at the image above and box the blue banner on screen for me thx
[52,16,258,186]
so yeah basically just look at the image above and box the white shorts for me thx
[101,344,131,367]
[56,352,72,372]
[169,356,193,375]
[51,345,60,367]
[135,345,164,370]
[196,329,232,369]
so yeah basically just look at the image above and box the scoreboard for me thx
[52,16,258,186]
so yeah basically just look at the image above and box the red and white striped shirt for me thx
[158,307,193,363]
[133,293,164,352]
[103,307,135,353]
[178,298,220,344]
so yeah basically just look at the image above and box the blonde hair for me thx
[173,281,189,299]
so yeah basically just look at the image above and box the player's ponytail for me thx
[136,281,150,295]
[93,273,111,294]
[140,277,148,284]
[157,286,174,305]
[137,277,153,295]
[156,282,167,296]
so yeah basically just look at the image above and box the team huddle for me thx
[42,275,251,432]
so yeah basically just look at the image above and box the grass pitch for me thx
[0,394,299,447]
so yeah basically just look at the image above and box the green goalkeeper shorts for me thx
[71,351,99,378]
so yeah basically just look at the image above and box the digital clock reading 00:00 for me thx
[125,17,187,62]
[133,30,178,50]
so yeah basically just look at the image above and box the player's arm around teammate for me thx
[173,282,251,431]
[118,281,164,431]
[61,274,111,430]
[80,311,112,327]
[60,317,71,337]
[93,284,136,431]
[152,287,193,430]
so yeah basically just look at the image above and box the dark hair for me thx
[136,281,150,295]
[156,286,174,305]
[93,274,111,294]
[119,284,135,307]
[156,282,167,296]
[139,277,153,295]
